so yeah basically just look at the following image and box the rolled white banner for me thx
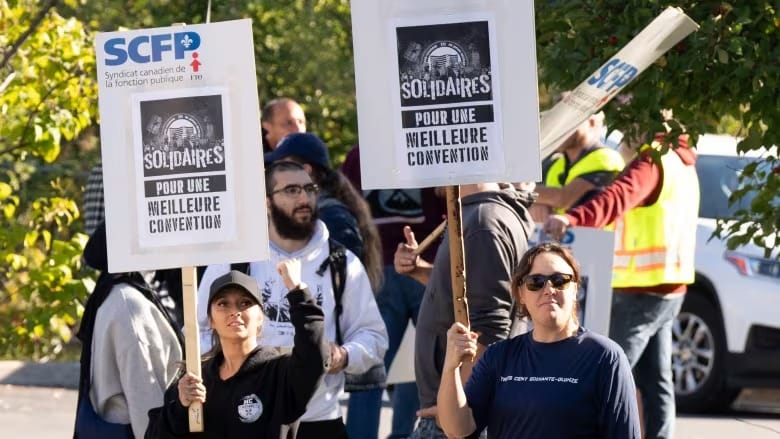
[539,7,699,158]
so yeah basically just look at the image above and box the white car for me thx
[673,134,780,412]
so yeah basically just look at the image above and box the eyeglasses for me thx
[270,183,319,197]
[523,273,574,292]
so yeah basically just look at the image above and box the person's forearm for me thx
[536,178,596,211]
[289,288,329,373]
[567,154,659,228]
[458,342,486,385]
[534,185,563,208]
[437,366,477,438]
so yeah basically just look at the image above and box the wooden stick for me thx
[181,266,204,432]
[412,219,446,256]
[445,186,469,327]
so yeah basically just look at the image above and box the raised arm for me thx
[277,258,330,420]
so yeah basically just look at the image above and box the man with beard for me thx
[196,161,388,439]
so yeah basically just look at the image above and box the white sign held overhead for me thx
[95,19,268,273]
[539,7,699,158]
[351,1,541,189]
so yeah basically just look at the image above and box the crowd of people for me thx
[77,97,697,439]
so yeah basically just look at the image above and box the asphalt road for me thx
[2,385,779,438]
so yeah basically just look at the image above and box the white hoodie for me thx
[196,220,388,422]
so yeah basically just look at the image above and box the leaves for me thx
[0,0,96,359]
[536,0,780,259]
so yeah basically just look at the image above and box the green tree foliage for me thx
[4,0,778,359]
[0,0,97,359]
[67,0,357,160]
[535,1,779,257]
[1,0,356,359]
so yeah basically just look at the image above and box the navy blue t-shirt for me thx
[464,328,640,439]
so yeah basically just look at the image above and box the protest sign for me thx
[529,225,616,336]
[95,19,267,273]
[351,1,541,189]
[539,7,699,158]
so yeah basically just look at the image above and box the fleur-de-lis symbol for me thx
[181,35,193,48]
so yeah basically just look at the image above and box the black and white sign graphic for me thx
[393,18,503,177]
[141,95,225,177]
[135,91,236,247]
[397,21,493,107]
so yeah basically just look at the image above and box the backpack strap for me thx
[316,238,347,346]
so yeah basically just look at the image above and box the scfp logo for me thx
[587,58,638,93]
[103,31,201,66]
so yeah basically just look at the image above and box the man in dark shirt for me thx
[341,145,446,439]
[395,183,535,439]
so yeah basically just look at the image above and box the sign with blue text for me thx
[539,7,699,157]
[95,19,268,272]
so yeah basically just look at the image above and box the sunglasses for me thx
[523,273,574,292]
[270,183,319,197]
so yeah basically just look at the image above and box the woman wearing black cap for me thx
[148,260,330,438]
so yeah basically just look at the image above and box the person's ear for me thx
[303,163,313,176]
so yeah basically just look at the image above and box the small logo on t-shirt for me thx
[237,393,262,423]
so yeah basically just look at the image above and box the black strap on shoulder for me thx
[316,238,347,345]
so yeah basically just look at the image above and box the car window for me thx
[696,155,755,219]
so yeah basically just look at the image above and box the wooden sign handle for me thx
[412,219,446,256]
[181,266,204,432]
[445,186,469,327]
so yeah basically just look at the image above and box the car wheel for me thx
[672,292,740,412]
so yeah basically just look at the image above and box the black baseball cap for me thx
[208,270,262,307]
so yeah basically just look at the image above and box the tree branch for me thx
[0,70,81,156]
[0,0,60,71]
[0,72,16,94]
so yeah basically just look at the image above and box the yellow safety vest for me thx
[611,147,699,287]
[545,147,625,214]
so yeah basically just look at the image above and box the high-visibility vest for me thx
[611,147,699,288]
[545,147,625,214]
